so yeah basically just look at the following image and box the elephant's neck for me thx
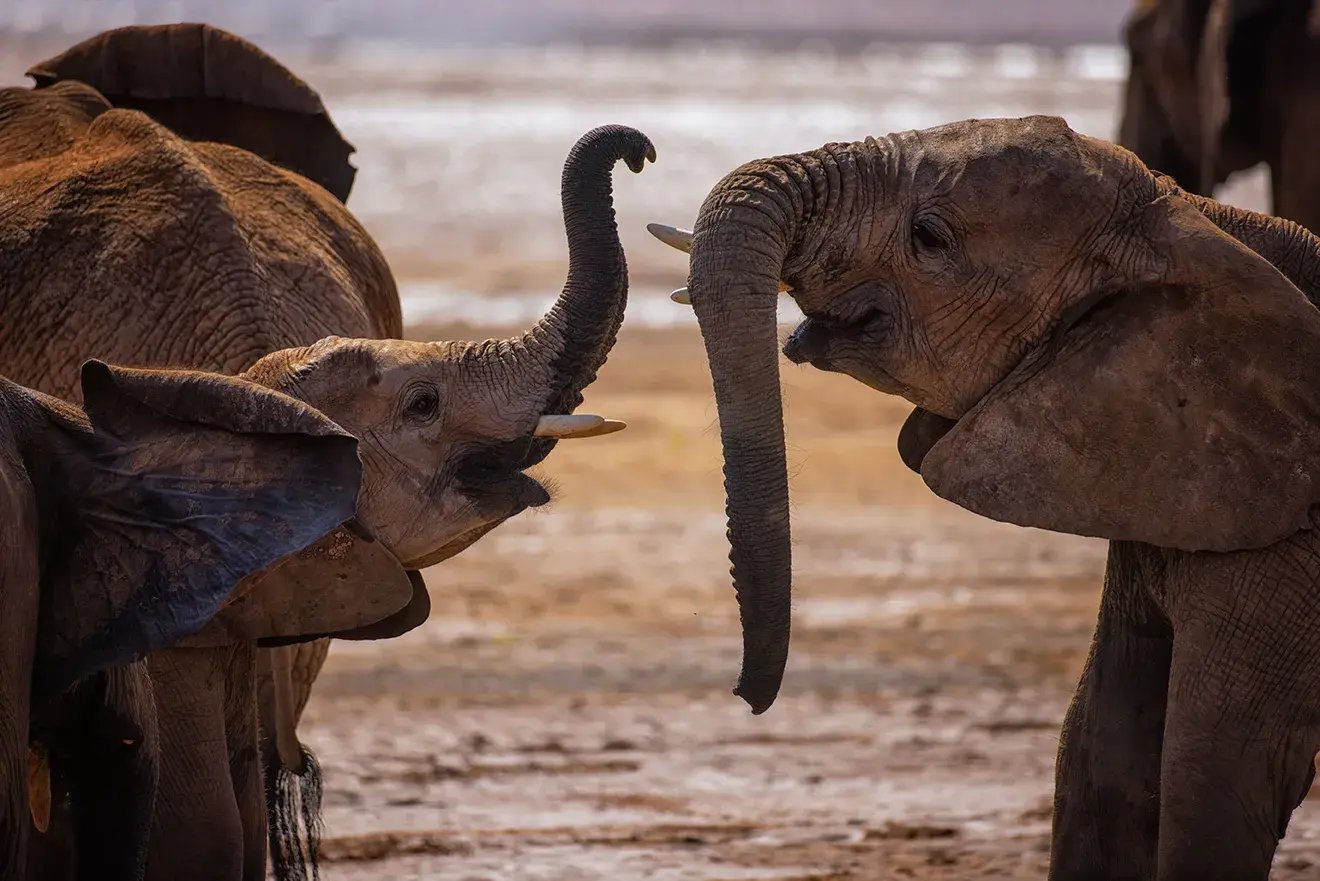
[1177,187,1320,306]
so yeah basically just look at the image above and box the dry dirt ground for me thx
[301,324,1320,880]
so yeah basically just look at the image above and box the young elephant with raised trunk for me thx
[653,115,1320,880]
[0,23,651,881]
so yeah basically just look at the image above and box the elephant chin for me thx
[404,518,508,569]
[897,408,958,474]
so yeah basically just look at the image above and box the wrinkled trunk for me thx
[684,145,874,713]
[1166,179,1320,304]
[501,125,654,462]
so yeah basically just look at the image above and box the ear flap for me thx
[179,524,416,646]
[26,24,355,201]
[919,193,1320,553]
[33,362,362,699]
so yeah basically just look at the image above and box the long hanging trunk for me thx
[1167,180,1320,303]
[684,143,878,713]
[501,125,654,462]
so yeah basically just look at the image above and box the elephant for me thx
[1119,0,1320,232]
[0,359,368,881]
[0,23,652,881]
[650,115,1320,879]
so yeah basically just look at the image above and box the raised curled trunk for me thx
[686,145,871,713]
[506,125,654,458]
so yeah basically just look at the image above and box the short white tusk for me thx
[534,414,628,439]
[669,285,789,308]
[647,223,693,254]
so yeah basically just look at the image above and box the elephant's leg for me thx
[146,647,245,881]
[258,640,330,881]
[65,663,159,881]
[224,644,267,881]
[1269,10,1320,234]
[1156,539,1320,881]
[1049,542,1171,881]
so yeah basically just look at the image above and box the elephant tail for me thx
[266,744,323,881]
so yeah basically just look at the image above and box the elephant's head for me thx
[1118,0,1294,192]
[222,124,654,639]
[652,115,1320,712]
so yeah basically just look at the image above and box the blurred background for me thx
[0,0,1272,329]
[0,3,1306,880]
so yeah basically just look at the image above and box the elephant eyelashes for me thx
[402,386,441,425]
[911,215,952,256]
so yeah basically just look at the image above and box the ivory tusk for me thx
[646,223,693,253]
[534,414,627,439]
[669,284,789,307]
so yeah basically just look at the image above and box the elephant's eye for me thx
[911,215,951,256]
[402,386,440,425]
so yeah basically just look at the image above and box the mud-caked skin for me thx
[1119,0,1320,232]
[674,114,1320,880]
[0,23,653,881]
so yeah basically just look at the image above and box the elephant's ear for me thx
[25,24,355,201]
[33,362,362,699]
[180,524,417,646]
[918,192,1320,553]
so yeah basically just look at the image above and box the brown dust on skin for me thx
[295,325,1320,880]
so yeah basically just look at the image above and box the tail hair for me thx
[266,745,323,881]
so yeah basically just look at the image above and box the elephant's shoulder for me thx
[0,82,110,171]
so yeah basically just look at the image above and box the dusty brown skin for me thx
[0,24,652,881]
[0,362,365,881]
[666,115,1320,880]
[1120,0,1320,231]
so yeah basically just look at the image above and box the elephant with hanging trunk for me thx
[1120,0,1320,232]
[652,115,1320,879]
[1,23,651,881]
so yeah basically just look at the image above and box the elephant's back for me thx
[0,108,399,402]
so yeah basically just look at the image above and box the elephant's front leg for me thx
[64,662,159,881]
[1049,542,1171,881]
[146,647,246,881]
[224,644,267,881]
[1156,537,1320,881]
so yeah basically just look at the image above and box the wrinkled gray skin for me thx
[1120,0,1320,231]
[0,24,651,881]
[678,115,1320,880]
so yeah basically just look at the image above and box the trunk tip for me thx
[733,676,782,715]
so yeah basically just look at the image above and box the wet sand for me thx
[303,325,1320,879]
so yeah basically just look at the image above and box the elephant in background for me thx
[652,116,1320,879]
[1119,0,1320,231]
[2,360,366,880]
[1,23,652,881]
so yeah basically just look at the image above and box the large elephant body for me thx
[0,27,397,881]
[657,116,1320,879]
[1120,0,1320,231]
[0,23,652,881]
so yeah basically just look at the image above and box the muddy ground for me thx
[299,327,1320,880]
